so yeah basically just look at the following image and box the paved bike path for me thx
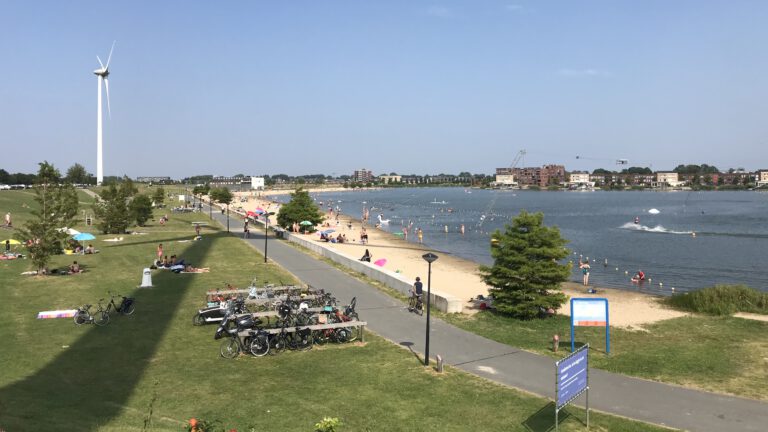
[210,208,768,432]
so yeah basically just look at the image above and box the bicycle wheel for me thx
[94,311,110,326]
[73,310,88,325]
[416,301,424,316]
[345,326,360,343]
[313,330,329,345]
[334,328,350,343]
[249,334,270,357]
[121,301,136,316]
[192,313,205,326]
[271,333,288,353]
[296,329,313,351]
[220,338,240,359]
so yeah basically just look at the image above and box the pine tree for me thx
[479,210,570,319]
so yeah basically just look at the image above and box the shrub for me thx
[665,285,768,315]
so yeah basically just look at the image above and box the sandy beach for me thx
[233,190,688,328]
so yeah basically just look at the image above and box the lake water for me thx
[275,188,768,294]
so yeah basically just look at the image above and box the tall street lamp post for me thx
[226,205,230,232]
[209,196,212,220]
[421,252,438,367]
[264,211,275,263]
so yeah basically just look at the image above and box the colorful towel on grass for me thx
[37,309,78,319]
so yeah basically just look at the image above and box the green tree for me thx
[479,211,570,319]
[152,187,165,207]
[192,184,210,198]
[276,188,323,230]
[209,187,233,207]
[15,162,79,272]
[65,163,89,184]
[130,194,153,226]
[93,184,131,234]
[119,176,138,198]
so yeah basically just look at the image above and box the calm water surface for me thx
[276,188,768,294]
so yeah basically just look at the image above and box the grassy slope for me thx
[443,311,768,400]
[0,190,668,431]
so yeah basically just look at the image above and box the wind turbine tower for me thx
[94,42,114,185]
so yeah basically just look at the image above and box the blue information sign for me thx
[556,345,589,409]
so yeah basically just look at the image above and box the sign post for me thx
[555,344,590,431]
[570,298,610,353]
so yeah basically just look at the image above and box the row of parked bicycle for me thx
[195,284,334,324]
[193,285,361,358]
[73,292,135,326]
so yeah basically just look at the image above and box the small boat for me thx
[430,198,448,204]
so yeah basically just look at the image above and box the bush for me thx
[665,285,768,315]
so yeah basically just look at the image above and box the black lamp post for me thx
[422,252,438,367]
[209,196,212,220]
[263,211,275,263]
[226,205,230,232]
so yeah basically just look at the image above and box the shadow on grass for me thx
[0,231,226,430]
[399,341,424,364]
[100,234,204,249]
[522,402,570,432]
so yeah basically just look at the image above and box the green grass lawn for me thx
[442,311,768,400]
[0,190,670,431]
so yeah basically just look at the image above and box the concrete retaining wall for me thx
[281,230,464,313]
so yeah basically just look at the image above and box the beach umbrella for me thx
[246,211,257,217]
[255,207,265,212]
[374,258,387,267]
[321,229,336,235]
[299,221,313,226]
[72,233,96,241]
[3,239,21,245]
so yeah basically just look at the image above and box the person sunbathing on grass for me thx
[68,261,82,274]
[184,265,210,273]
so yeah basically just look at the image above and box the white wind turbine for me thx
[94,41,115,185]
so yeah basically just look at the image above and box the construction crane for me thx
[480,149,527,229]
[489,149,526,190]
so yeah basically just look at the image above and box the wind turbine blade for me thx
[97,55,105,70]
[104,77,111,118]
[105,40,115,68]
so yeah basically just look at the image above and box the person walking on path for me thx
[195,223,201,237]
[580,260,591,286]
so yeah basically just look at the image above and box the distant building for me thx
[379,175,402,184]
[567,171,594,189]
[251,177,265,190]
[136,176,172,184]
[569,172,591,184]
[654,172,684,188]
[210,175,261,191]
[502,164,566,187]
[493,168,517,188]
[758,170,768,187]
[352,169,374,183]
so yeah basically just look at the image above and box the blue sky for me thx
[2,1,768,178]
